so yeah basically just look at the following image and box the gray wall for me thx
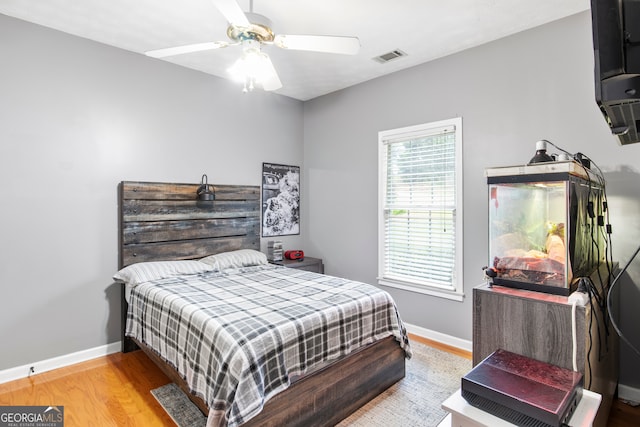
[0,14,303,370]
[302,11,640,390]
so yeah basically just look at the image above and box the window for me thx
[378,117,463,301]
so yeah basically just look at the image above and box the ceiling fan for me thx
[145,0,360,92]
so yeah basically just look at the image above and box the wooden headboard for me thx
[118,181,260,269]
[118,180,260,352]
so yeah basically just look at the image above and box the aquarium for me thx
[486,161,605,295]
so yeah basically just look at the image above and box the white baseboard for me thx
[404,322,472,353]
[0,342,121,385]
[618,383,640,404]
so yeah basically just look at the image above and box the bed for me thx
[117,180,410,427]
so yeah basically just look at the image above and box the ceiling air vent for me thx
[373,49,407,63]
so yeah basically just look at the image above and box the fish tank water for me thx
[486,161,605,295]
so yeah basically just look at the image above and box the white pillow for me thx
[200,249,268,271]
[113,260,215,286]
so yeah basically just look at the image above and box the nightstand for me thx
[272,257,324,274]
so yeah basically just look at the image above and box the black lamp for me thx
[196,174,216,201]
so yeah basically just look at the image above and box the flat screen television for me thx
[591,0,640,145]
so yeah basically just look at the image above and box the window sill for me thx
[377,278,465,302]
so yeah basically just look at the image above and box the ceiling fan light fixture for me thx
[228,40,276,92]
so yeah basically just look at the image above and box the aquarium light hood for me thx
[485,161,600,183]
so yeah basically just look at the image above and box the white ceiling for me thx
[0,0,590,101]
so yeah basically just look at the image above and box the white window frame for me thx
[377,117,464,301]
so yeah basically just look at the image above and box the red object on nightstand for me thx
[284,250,304,260]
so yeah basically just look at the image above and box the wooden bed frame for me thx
[118,180,406,426]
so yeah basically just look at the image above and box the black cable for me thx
[544,141,619,367]
[607,244,640,358]
[585,276,610,358]
[576,154,615,351]
[585,283,595,389]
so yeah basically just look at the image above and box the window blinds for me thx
[382,125,456,289]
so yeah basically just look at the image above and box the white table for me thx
[438,388,601,427]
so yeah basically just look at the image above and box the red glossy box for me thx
[462,349,583,427]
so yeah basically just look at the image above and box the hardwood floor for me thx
[607,399,640,427]
[0,351,174,426]
[0,341,638,426]
[408,333,473,360]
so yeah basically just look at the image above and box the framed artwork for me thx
[262,162,300,237]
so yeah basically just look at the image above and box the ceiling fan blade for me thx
[273,35,360,55]
[145,41,229,58]
[210,0,250,27]
[261,55,282,91]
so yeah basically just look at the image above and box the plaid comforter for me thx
[126,264,410,427]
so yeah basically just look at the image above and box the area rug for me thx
[151,383,207,427]
[151,340,471,426]
[337,342,471,426]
